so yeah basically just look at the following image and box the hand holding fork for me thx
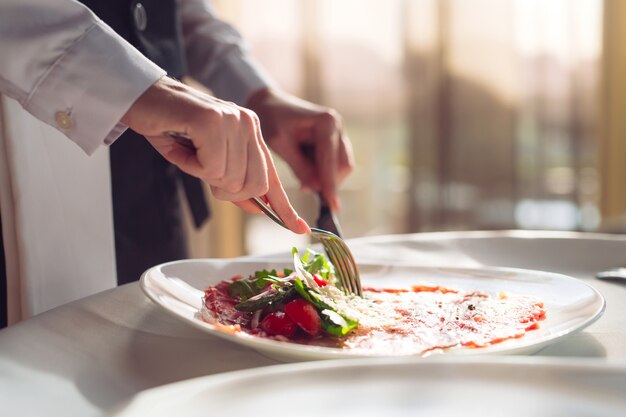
[164,131,362,296]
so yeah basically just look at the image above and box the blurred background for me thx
[185,0,626,258]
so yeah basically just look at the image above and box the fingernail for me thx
[331,196,341,212]
[297,217,311,233]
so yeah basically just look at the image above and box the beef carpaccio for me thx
[199,249,545,355]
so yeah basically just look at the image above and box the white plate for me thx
[107,358,626,417]
[140,259,605,361]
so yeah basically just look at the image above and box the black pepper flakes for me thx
[468,304,476,311]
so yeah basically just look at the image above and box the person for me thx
[0,0,353,325]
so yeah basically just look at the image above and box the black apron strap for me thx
[0,211,7,328]
[179,171,210,228]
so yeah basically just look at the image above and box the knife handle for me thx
[300,143,343,237]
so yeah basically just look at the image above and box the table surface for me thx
[1,230,625,417]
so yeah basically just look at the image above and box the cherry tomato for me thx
[313,274,328,287]
[260,311,297,337]
[285,299,321,336]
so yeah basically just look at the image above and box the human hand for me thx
[246,88,354,212]
[121,76,309,234]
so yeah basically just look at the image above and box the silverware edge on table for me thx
[596,267,626,282]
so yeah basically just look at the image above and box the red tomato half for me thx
[285,299,321,336]
[260,311,297,337]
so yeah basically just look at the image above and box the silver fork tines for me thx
[310,228,362,296]
[249,197,362,297]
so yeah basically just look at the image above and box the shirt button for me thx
[54,111,73,130]
[133,2,148,31]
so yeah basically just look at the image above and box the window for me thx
[208,0,604,256]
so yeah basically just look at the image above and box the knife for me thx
[314,192,343,237]
[300,143,344,237]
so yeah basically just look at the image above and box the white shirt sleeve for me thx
[180,0,275,105]
[0,0,166,155]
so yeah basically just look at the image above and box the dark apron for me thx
[78,0,209,284]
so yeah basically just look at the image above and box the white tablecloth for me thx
[1,231,625,417]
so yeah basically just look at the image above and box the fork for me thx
[163,130,363,296]
[249,197,363,297]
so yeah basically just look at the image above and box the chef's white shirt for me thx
[0,0,273,324]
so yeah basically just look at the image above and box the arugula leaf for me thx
[228,268,292,301]
[293,277,315,304]
[292,247,334,282]
[228,279,259,300]
[321,310,358,336]
[235,282,296,312]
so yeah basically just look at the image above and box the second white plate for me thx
[140,259,604,361]
[107,358,626,417]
